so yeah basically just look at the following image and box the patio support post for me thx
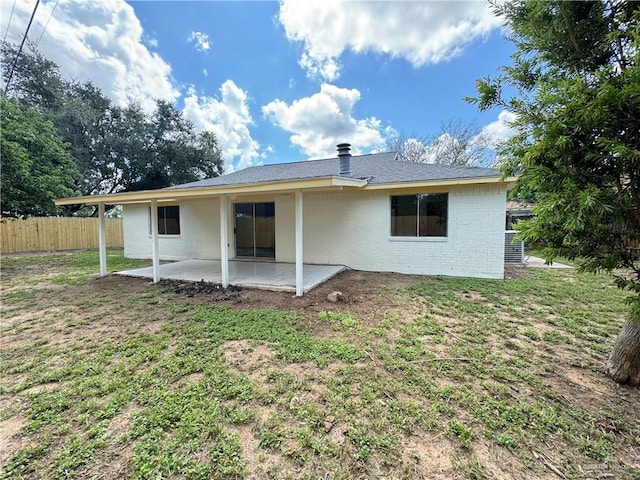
[98,203,107,276]
[150,199,160,283]
[295,189,304,296]
[219,195,229,288]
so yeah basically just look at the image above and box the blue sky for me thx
[2,0,517,172]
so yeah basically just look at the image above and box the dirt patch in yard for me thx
[224,340,277,387]
[149,269,419,315]
[81,405,138,480]
[401,434,458,478]
[0,415,28,467]
[80,444,134,480]
[234,424,263,479]
[472,441,559,480]
[76,272,397,326]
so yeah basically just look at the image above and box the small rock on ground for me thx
[327,291,347,303]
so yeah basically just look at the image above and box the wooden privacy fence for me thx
[1,217,123,254]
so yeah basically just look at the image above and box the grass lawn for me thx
[1,249,639,479]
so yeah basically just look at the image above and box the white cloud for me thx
[278,0,502,80]
[481,110,518,146]
[188,31,211,52]
[145,36,159,48]
[203,68,209,77]
[299,51,341,80]
[183,80,262,172]
[262,83,384,158]
[1,0,179,110]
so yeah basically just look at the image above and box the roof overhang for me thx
[55,174,518,207]
[54,176,369,206]
[363,175,518,191]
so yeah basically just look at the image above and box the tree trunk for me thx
[605,320,640,386]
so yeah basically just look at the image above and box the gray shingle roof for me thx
[168,152,501,190]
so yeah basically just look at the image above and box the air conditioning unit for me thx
[505,230,525,264]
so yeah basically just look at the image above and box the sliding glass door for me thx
[234,202,275,258]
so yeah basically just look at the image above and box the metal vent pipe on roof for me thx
[337,143,352,177]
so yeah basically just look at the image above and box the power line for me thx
[4,0,40,95]
[2,0,17,42]
[35,0,59,48]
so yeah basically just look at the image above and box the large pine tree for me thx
[470,1,640,384]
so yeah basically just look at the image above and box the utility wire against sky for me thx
[2,0,17,42]
[4,0,40,95]
[35,0,59,48]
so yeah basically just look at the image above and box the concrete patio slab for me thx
[115,259,345,293]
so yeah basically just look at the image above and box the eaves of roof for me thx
[54,174,516,206]
[54,176,368,206]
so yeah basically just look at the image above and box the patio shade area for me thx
[115,259,345,293]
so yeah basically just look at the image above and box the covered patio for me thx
[115,259,345,293]
[55,173,366,296]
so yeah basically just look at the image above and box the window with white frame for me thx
[150,205,180,235]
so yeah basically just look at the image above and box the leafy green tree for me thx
[1,41,64,110]
[1,42,224,211]
[469,1,640,384]
[0,96,80,216]
[52,82,114,193]
[118,100,223,192]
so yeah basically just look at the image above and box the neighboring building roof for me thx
[168,152,502,190]
[506,201,535,212]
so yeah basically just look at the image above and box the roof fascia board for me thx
[55,176,368,206]
[363,176,517,191]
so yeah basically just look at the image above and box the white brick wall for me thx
[274,195,295,263]
[299,185,507,279]
[123,199,222,260]
[122,185,507,279]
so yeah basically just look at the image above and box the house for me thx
[55,144,515,295]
